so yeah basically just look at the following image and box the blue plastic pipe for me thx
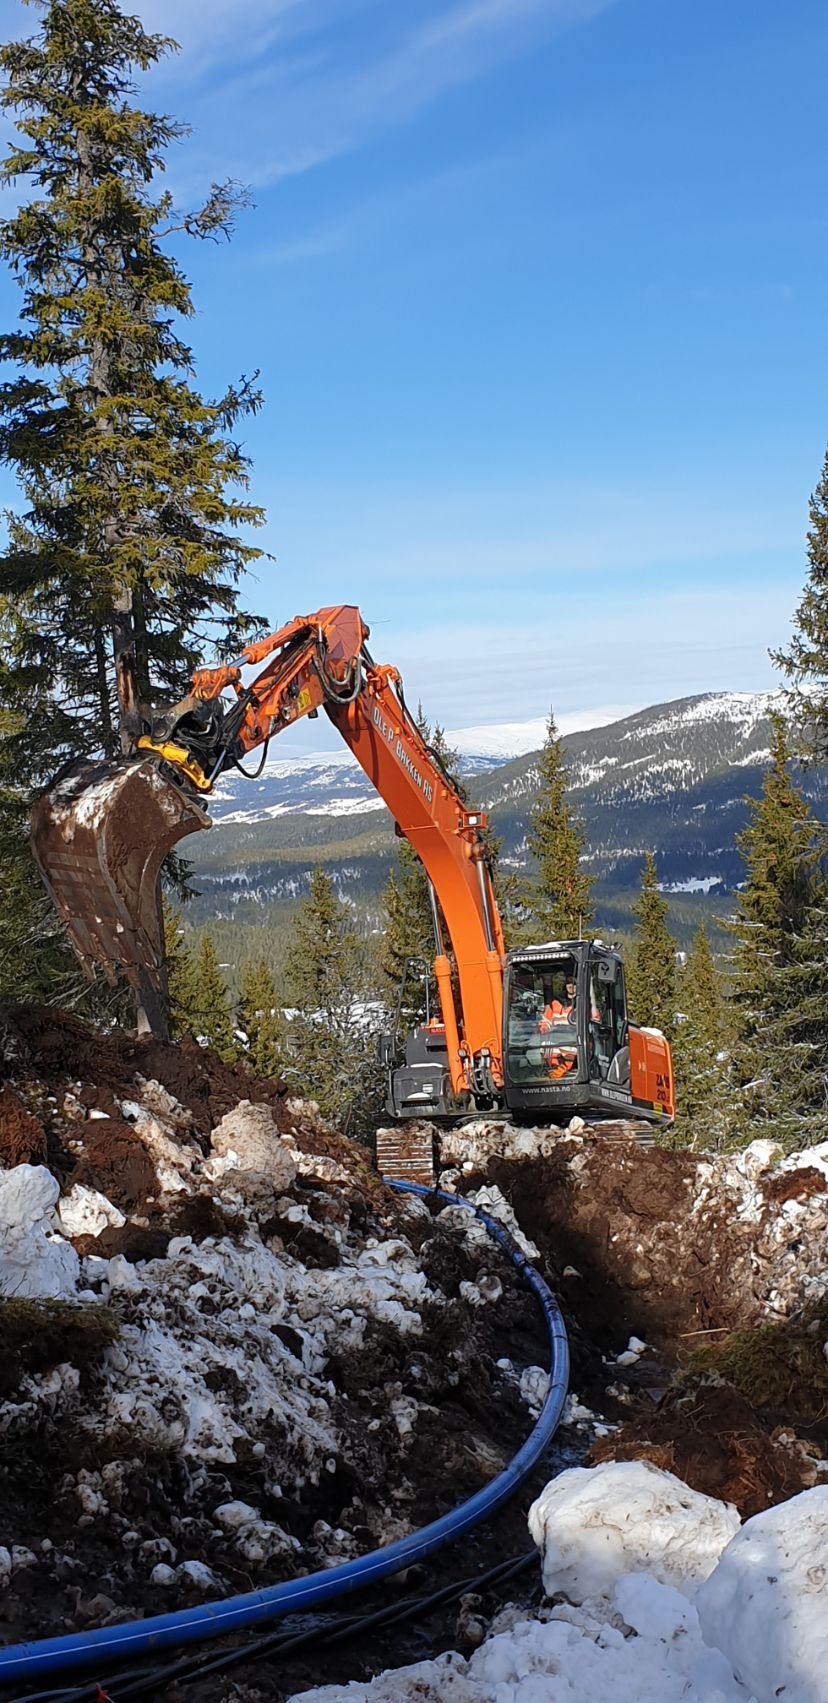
[0,1182,569,1685]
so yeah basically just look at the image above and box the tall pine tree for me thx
[774,446,828,762]
[0,0,266,1000]
[286,869,380,1138]
[189,934,236,1062]
[725,715,823,1148]
[238,957,284,1080]
[524,711,593,941]
[162,896,201,1041]
[626,852,677,1040]
[669,923,730,1150]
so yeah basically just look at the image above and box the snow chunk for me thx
[57,1184,126,1239]
[0,1165,80,1299]
[697,1485,828,1703]
[465,1184,540,1258]
[289,1592,753,1701]
[0,1163,60,1230]
[210,1102,297,1189]
[614,1571,696,1639]
[529,1461,740,1603]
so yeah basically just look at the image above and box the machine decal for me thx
[371,703,434,804]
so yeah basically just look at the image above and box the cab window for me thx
[507,957,580,1085]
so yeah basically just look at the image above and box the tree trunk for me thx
[93,625,116,759]
[112,584,142,756]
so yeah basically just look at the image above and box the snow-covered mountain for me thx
[209,704,643,826]
[188,690,825,938]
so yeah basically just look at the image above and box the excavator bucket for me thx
[31,759,209,991]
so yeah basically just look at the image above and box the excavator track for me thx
[31,758,209,992]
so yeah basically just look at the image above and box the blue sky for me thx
[0,0,826,743]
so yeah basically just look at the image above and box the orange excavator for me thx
[31,605,674,1126]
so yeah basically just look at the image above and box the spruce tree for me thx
[238,957,284,1080]
[0,0,266,1003]
[669,923,730,1150]
[768,890,828,1144]
[381,863,434,1023]
[162,897,200,1041]
[524,711,593,941]
[725,715,822,1147]
[285,869,380,1137]
[626,853,677,1040]
[189,934,237,1062]
[774,446,828,761]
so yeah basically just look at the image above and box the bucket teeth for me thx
[30,758,210,989]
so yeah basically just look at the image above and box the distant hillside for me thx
[185,691,826,948]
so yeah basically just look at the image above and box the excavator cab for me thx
[383,940,673,1127]
[502,941,673,1124]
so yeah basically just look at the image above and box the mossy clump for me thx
[0,1298,119,1396]
[685,1300,828,1430]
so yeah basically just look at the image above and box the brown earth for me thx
[590,1381,823,1518]
[0,1084,46,1167]
[0,1012,825,1701]
[475,1141,759,1348]
[0,1004,290,1128]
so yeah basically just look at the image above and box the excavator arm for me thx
[32,607,505,1096]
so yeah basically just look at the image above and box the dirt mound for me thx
[763,1165,827,1204]
[70,1117,160,1213]
[1,1004,290,1129]
[684,1304,828,1435]
[0,1298,119,1398]
[0,1027,559,1661]
[590,1382,821,1518]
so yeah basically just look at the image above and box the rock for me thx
[213,1499,260,1531]
[210,1103,297,1189]
[175,1559,220,1591]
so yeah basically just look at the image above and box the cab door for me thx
[587,952,631,1090]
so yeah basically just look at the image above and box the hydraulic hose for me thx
[0,1183,569,1688]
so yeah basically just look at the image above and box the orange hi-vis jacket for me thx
[539,997,574,1034]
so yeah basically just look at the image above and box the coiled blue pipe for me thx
[0,1181,569,1685]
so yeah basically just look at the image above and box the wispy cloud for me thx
[142,0,617,188]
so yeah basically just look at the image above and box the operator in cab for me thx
[539,973,578,1034]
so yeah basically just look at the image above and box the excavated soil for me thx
[0,1016,826,1701]
[590,1383,823,1518]
[1,1003,291,1127]
[0,1086,47,1169]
